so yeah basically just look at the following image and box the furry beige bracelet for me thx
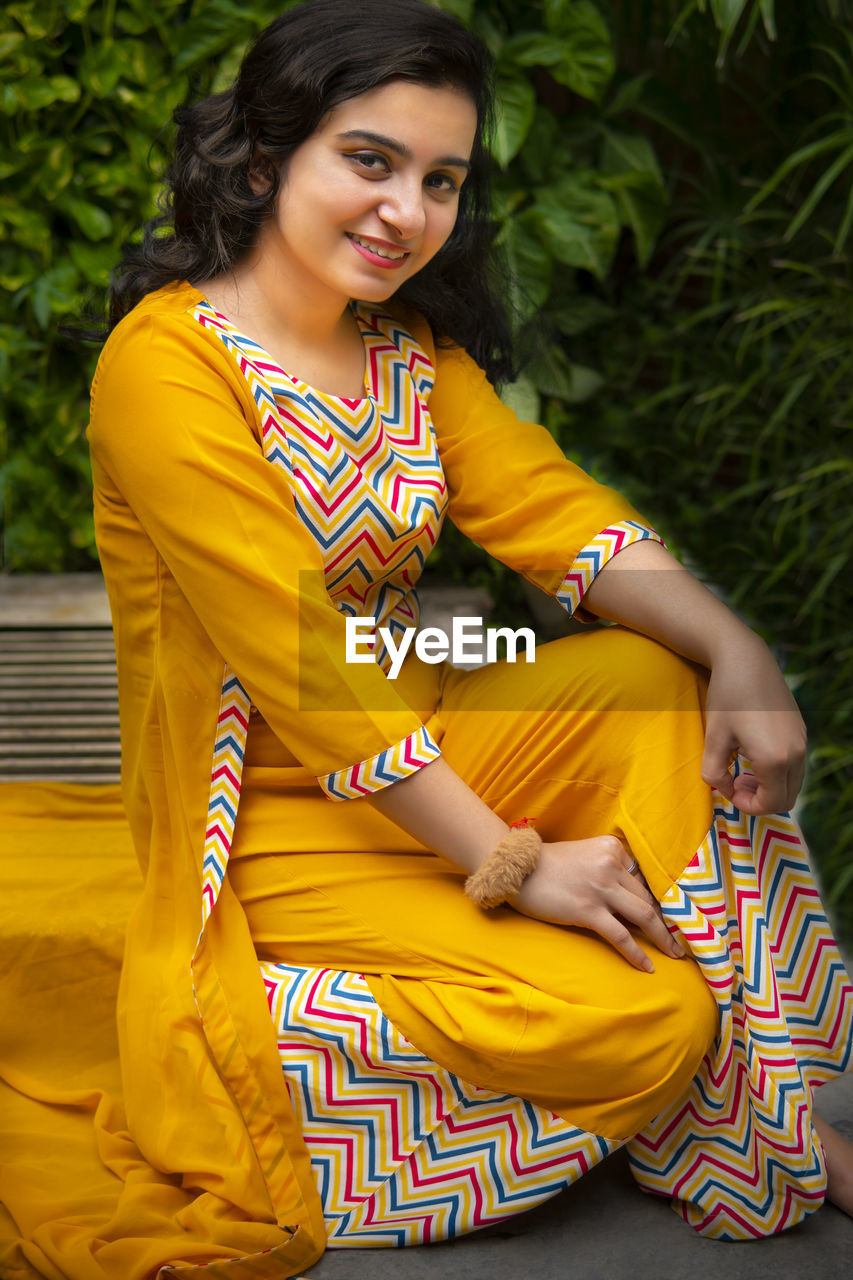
[464,818,542,909]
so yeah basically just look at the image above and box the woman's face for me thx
[255,80,478,309]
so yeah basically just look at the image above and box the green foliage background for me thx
[1,0,851,938]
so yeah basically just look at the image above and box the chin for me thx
[351,279,404,305]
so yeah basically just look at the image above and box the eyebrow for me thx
[336,129,471,171]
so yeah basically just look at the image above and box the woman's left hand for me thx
[701,632,807,815]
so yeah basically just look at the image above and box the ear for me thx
[247,152,276,198]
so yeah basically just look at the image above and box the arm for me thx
[423,335,805,814]
[581,538,807,815]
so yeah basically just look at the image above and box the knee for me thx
[545,629,701,721]
[645,956,719,1104]
[566,627,707,714]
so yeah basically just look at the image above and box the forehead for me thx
[319,81,478,156]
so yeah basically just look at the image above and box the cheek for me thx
[430,204,461,250]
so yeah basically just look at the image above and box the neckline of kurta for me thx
[196,296,378,407]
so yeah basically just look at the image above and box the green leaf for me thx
[435,0,474,24]
[0,31,27,60]
[171,2,254,72]
[528,176,620,279]
[600,129,665,188]
[759,0,777,39]
[67,240,115,285]
[503,34,573,69]
[542,0,615,102]
[4,3,54,38]
[79,41,125,95]
[0,252,38,291]
[834,181,853,254]
[63,0,99,19]
[492,76,536,168]
[499,213,553,317]
[500,374,540,423]
[565,363,605,403]
[24,263,81,330]
[599,170,667,266]
[61,197,113,241]
[603,72,652,119]
[2,75,81,111]
[784,143,853,241]
[37,140,75,198]
[709,0,749,37]
[599,130,667,265]
[745,129,853,213]
[549,297,615,336]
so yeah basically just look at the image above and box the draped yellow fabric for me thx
[1,784,326,1279]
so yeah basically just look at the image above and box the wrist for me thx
[464,818,542,908]
[702,615,765,670]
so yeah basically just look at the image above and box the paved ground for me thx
[302,1073,852,1280]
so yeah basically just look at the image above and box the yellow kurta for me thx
[4,282,716,1277]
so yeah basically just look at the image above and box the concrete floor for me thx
[301,1073,853,1280]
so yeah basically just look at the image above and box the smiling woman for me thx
[5,1,851,1278]
[199,81,478,396]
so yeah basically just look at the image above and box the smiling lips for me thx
[347,232,411,268]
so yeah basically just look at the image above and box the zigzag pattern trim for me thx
[627,766,853,1239]
[199,665,251,933]
[318,724,440,801]
[261,962,618,1247]
[556,519,661,616]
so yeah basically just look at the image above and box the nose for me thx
[378,176,426,240]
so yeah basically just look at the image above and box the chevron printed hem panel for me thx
[260,782,851,1246]
[556,520,662,617]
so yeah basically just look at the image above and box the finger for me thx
[701,731,736,799]
[591,911,656,973]
[613,884,685,960]
[786,756,806,811]
[780,746,807,813]
[731,758,788,815]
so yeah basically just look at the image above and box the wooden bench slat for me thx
[0,607,121,783]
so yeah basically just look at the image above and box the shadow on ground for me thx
[302,1074,852,1280]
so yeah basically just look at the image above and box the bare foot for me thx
[813,1114,853,1216]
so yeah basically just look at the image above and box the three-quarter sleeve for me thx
[88,312,438,797]
[425,339,661,616]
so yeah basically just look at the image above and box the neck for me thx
[204,250,351,350]
[199,248,368,398]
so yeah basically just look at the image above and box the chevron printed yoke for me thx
[194,300,446,673]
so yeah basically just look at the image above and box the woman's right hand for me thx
[512,837,686,972]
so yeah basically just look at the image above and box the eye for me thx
[425,171,461,197]
[348,150,391,176]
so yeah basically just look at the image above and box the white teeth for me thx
[350,234,406,261]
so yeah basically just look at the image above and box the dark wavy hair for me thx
[109,0,515,382]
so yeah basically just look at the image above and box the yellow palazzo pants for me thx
[228,627,719,1142]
